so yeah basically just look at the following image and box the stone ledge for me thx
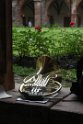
[50,93,83,124]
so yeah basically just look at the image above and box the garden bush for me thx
[13,27,83,58]
[13,27,83,87]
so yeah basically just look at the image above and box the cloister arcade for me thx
[12,0,83,27]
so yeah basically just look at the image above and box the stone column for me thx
[34,0,42,26]
[41,0,46,26]
[15,0,25,26]
[71,0,78,26]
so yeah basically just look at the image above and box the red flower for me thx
[70,22,75,27]
[35,26,41,31]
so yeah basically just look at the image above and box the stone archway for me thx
[24,0,34,26]
[47,0,70,27]
[21,0,34,26]
[14,0,34,26]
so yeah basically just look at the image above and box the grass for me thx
[13,64,36,77]
[61,68,77,87]
[61,68,76,82]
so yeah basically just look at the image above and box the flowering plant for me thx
[35,26,41,32]
[69,21,75,27]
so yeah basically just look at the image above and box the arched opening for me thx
[47,0,70,27]
[22,0,35,26]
